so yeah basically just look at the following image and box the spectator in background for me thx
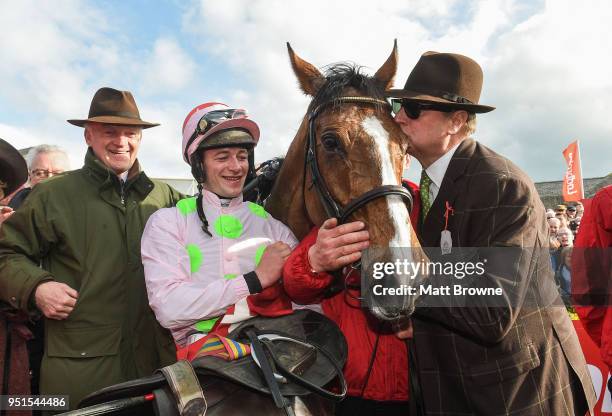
[555,204,569,227]
[556,243,573,304]
[9,145,70,209]
[574,201,584,220]
[549,217,560,237]
[557,227,574,248]
[548,217,561,270]
[574,203,584,236]
[554,228,574,301]
[569,217,581,237]
[0,138,31,401]
[557,212,569,229]
[546,208,555,220]
[554,227,574,304]
[567,205,582,237]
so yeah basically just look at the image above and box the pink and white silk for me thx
[141,189,297,345]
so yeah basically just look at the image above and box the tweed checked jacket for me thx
[411,138,596,415]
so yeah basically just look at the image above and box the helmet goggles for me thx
[183,108,249,162]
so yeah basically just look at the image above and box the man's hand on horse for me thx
[308,218,370,273]
[256,241,292,289]
[34,281,79,320]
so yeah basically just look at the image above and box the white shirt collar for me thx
[425,142,461,190]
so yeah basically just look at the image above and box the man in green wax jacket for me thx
[0,87,183,409]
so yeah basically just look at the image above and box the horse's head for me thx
[267,42,427,321]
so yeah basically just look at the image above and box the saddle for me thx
[77,311,347,414]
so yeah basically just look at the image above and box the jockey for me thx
[141,103,297,356]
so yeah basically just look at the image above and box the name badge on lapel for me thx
[441,201,454,255]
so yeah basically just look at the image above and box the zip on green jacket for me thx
[0,148,184,409]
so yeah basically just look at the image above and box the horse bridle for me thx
[305,96,413,225]
[307,96,415,313]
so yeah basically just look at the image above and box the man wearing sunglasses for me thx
[141,102,298,358]
[385,52,595,414]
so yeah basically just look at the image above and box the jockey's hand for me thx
[308,218,369,273]
[34,281,78,320]
[394,319,414,340]
[256,242,292,289]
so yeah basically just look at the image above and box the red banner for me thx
[562,140,584,202]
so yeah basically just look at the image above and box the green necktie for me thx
[420,170,432,221]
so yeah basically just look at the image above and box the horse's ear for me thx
[287,42,325,96]
[374,39,398,90]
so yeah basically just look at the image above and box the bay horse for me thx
[267,42,427,321]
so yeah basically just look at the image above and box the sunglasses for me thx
[31,169,64,179]
[390,98,453,119]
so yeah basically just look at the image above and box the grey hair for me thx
[462,113,477,137]
[557,227,574,244]
[449,111,477,138]
[26,144,71,170]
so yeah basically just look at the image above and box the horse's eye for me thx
[321,134,339,151]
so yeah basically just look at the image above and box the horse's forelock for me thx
[309,63,387,112]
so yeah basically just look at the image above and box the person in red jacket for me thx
[572,185,612,395]
[283,170,420,416]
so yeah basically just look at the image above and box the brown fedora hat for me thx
[0,138,28,195]
[67,87,159,128]
[387,51,495,113]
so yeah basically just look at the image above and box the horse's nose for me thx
[380,305,402,319]
[365,273,416,321]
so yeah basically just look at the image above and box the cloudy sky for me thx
[1,0,610,184]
